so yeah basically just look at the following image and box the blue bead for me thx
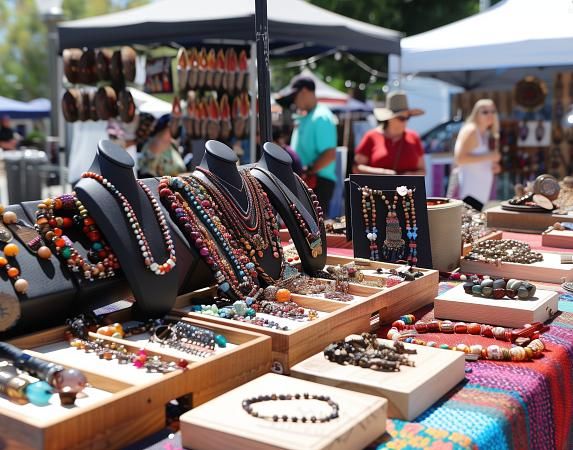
[214,334,227,347]
[220,282,230,292]
[25,381,53,406]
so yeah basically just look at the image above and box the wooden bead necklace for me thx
[81,172,176,276]
[0,206,52,260]
[359,186,379,260]
[401,188,418,266]
[35,194,120,280]
[242,393,340,423]
[158,177,258,300]
[387,314,547,362]
[185,170,285,283]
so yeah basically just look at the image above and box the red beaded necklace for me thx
[81,173,176,276]
[387,315,547,362]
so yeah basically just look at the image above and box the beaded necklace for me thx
[359,186,379,260]
[158,177,258,300]
[185,170,285,283]
[387,315,547,362]
[81,172,176,276]
[401,188,418,266]
[381,190,405,262]
[35,194,120,280]
[465,239,543,265]
[253,168,324,258]
[242,393,340,423]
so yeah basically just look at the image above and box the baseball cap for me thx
[275,76,316,108]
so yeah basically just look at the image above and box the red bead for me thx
[481,325,494,338]
[427,320,440,332]
[177,359,188,368]
[454,322,468,334]
[54,227,63,237]
[55,238,66,248]
[414,322,428,333]
[88,231,101,241]
[62,217,74,228]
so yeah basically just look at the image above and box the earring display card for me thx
[348,175,432,269]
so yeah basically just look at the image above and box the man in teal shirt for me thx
[277,76,337,216]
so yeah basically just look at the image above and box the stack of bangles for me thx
[386,314,547,362]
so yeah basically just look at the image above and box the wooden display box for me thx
[485,205,573,233]
[460,251,573,283]
[174,291,370,375]
[180,373,387,450]
[541,229,573,249]
[280,229,352,249]
[434,284,559,328]
[176,257,437,373]
[3,315,271,449]
[11,315,271,409]
[462,230,503,257]
[324,255,439,322]
[0,354,167,450]
[291,338,465,421]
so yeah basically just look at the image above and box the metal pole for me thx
[254,0,272,145]
[249,42,258,163]
[47,18,59,143]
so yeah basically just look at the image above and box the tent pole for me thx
[249,41,257,163]
[255,0,272,145]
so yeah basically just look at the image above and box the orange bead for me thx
[0,257,7,267]
[275,288,291,303]
[3,243,19,257]
[7,267,19,278]
[97,326,114,337]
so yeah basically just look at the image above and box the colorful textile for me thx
[376,282,573,450]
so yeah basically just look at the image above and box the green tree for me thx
[0,0,149,101]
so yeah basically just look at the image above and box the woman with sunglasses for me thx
[453,99,501,208]
[353,91,425,175]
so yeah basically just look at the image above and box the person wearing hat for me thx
[353,91,425,175]
[138,113,186,177]
[277,76,337,215]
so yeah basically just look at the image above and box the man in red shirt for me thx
[353,92,425,175]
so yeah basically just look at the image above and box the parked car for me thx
[421,119,463,154]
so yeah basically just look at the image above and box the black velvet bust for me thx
[252,142,327,273]
[74,140,178,317]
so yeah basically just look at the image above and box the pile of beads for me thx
[242,393,340,423]
[463,277,536,300]
[194,303,289,330]
[150,321,227,357]
[387,316,547,362]
[465,239,543,265]
[324,332,416,372]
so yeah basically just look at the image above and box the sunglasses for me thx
[395,116,410,122]
[480,109,497,115]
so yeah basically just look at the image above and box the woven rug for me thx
[374,282,573,450]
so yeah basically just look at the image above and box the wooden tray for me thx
[541,229,573,249]
[174,291,370,375]
[324,256,439,322]
[462,230,503,257]
[8,314,271,421]
[0,354,167,450]
[434,284,559,328]
[291,338,465,421]
[180,373,387,450]
[486,205,573,233]
[280,229,352,249]
[460,251,573,283]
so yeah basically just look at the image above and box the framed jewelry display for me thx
[348,175,432,269]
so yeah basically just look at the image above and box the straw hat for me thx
[374,91,424,122]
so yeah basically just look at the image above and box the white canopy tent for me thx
[391,0,573,90]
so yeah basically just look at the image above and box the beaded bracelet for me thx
[242,393,340,423]
[463,277,536,300]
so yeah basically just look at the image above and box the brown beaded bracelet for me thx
[242,393,340,423]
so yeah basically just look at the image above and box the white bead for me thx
[150,263,159,272]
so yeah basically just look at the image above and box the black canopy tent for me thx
[58,0,401,159]
[58,0,400,55]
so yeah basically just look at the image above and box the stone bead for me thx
[480,279,493,288]
[37,246,52,259]
[492,327,506,340]
[505,289,517,299]
[439,321,454,333]
[456,344,470,353]
[517,287,530,300]
[510,346,527,361]
[25,381,53,406]
[481,325,494,338]
[392,320,406,330]
[481,286,493,297]
[471,285,483,296]
[14,278,29,294]
[529,339,545,352]
[469,344,483,355]
[493,288,506,299]
[427,320,440,332]
[2,211,17,224]
[492,279,506,289]
[453,322,468,334]
[486,345,503,360]
[414,321,428,333]
[462,281,475,294]
[468,323,481,335]
[3,243,19,257]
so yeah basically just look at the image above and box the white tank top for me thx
[457,129,493,206]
